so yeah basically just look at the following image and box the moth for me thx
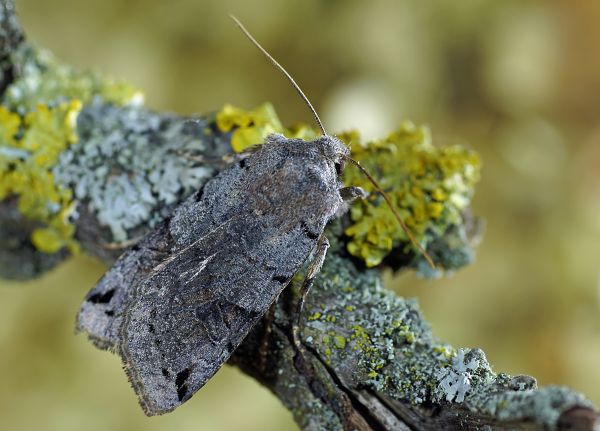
[76,16,433,415]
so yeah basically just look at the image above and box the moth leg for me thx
[292,235,330,350]
[101,235,143,251]
[290,236,369,429]
[258,301,277,372]
[340,186,367,202]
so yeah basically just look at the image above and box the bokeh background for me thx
[1,0,599,430]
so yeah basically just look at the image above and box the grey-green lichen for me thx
[300,246,595,428]
[53,99,222,242]
[303,246,440,403]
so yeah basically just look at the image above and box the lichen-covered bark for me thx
[232,229,598,430]
[0,197,69,279]
[0,98,232,275]
[0,1,598,429]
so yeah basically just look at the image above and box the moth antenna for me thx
[230,16,432,269]
[230,15,328,136]
[343,156,436,270]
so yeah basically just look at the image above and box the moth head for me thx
[315,134,350,175]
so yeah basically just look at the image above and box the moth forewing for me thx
[115,135,348,414]
[76,220,176,351]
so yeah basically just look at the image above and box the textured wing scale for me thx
[120,213,315,415]
[76,220,175,350]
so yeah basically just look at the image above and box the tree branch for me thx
[1,1,598,429]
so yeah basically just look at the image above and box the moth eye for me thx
[335,160,345,175]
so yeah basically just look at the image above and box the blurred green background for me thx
[1,0,599,430]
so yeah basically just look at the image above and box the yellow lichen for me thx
[0,107,20,144]
[216,102,318,152]
[433,345,456,359]
[340,122,481,267]
[0,101,82,254]
[308,311,322,321]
